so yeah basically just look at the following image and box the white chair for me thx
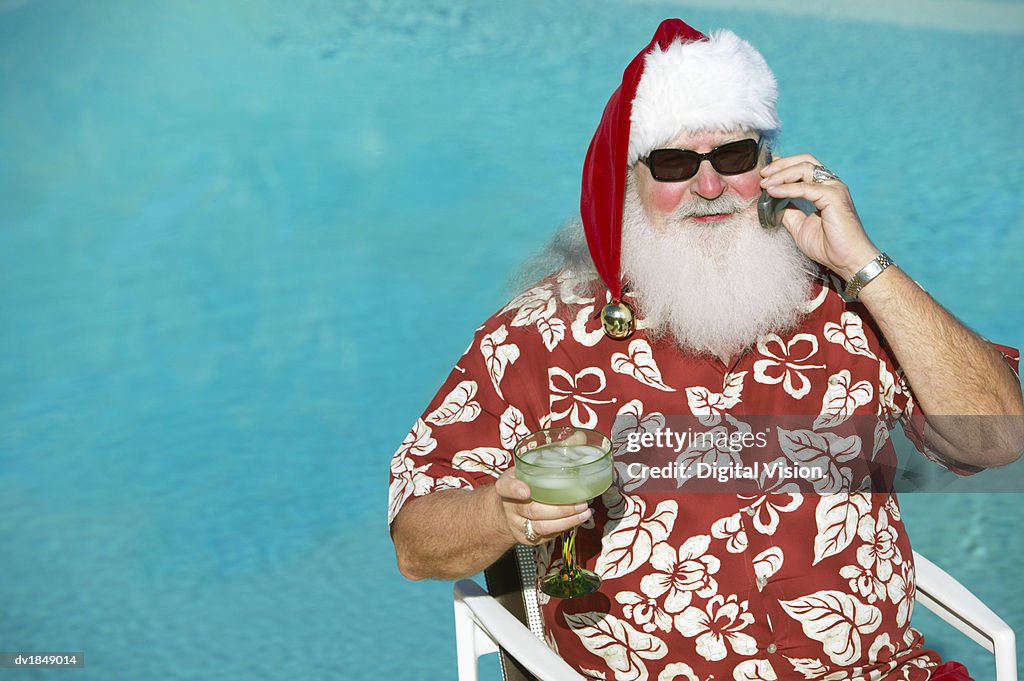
[454,549,1017,681]
[914,551,1017,680]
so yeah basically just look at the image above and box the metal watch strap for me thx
[844,252,894,299]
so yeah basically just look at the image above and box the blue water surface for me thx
[1,1,1022,679]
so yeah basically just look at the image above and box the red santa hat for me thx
[580,19,780,338]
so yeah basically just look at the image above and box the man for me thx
[389,19,1023,681]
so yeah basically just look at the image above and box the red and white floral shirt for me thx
[388,271,1020,681]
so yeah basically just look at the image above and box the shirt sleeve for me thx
[887,340,1020,476]
[387,318,541,525]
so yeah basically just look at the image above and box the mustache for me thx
[674,194,755,219]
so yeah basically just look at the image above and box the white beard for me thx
[620,182,817,361]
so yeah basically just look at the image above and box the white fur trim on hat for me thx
[628,30,780,164]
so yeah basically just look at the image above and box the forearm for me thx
[759,153,1023,463]
[858,265,1024,465]
[391,485,515,581]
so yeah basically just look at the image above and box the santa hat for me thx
[580,19,780,338]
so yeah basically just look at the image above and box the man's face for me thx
[620,127,813,360]
[632,128,764,233]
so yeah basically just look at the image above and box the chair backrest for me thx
[483,546,543,681]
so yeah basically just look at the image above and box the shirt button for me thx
[828,376,838,385]
[756,575,767,591]
[745,507,755,516]
[767,643,778,654]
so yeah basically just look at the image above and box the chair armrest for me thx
[454,579,587,681]
[912,551,1017,681]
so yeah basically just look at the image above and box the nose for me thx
[692,159,726,199]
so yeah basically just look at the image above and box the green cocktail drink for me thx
[514,427,613,599]
[515,443,613,504]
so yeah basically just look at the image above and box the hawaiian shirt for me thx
[388,271,1020,681]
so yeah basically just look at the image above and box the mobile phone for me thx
[757,148,790,229]
[757,190,788,229]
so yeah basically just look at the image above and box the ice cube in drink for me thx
[517,443,612,504]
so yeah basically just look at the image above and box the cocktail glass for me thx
[513,427,613,598]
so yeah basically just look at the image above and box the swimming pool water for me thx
[1,1,1022,678]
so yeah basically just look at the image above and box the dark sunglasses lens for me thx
[710,139,759,174]
[649,150,699,181]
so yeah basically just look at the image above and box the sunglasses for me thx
[639,138,761,182]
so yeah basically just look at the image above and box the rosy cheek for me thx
[728,173,764,202]
[648,182,688,214]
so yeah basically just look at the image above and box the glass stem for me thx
[562,527,578,576]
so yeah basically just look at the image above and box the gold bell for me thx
[601,300,635,340]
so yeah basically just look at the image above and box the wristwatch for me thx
[844,252,894,299]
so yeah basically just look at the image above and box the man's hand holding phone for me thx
[759,151,879,281]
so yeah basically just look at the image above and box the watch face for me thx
[845,254,892,299]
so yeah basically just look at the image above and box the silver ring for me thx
[812,164,840,183]
[523,518,538,543]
